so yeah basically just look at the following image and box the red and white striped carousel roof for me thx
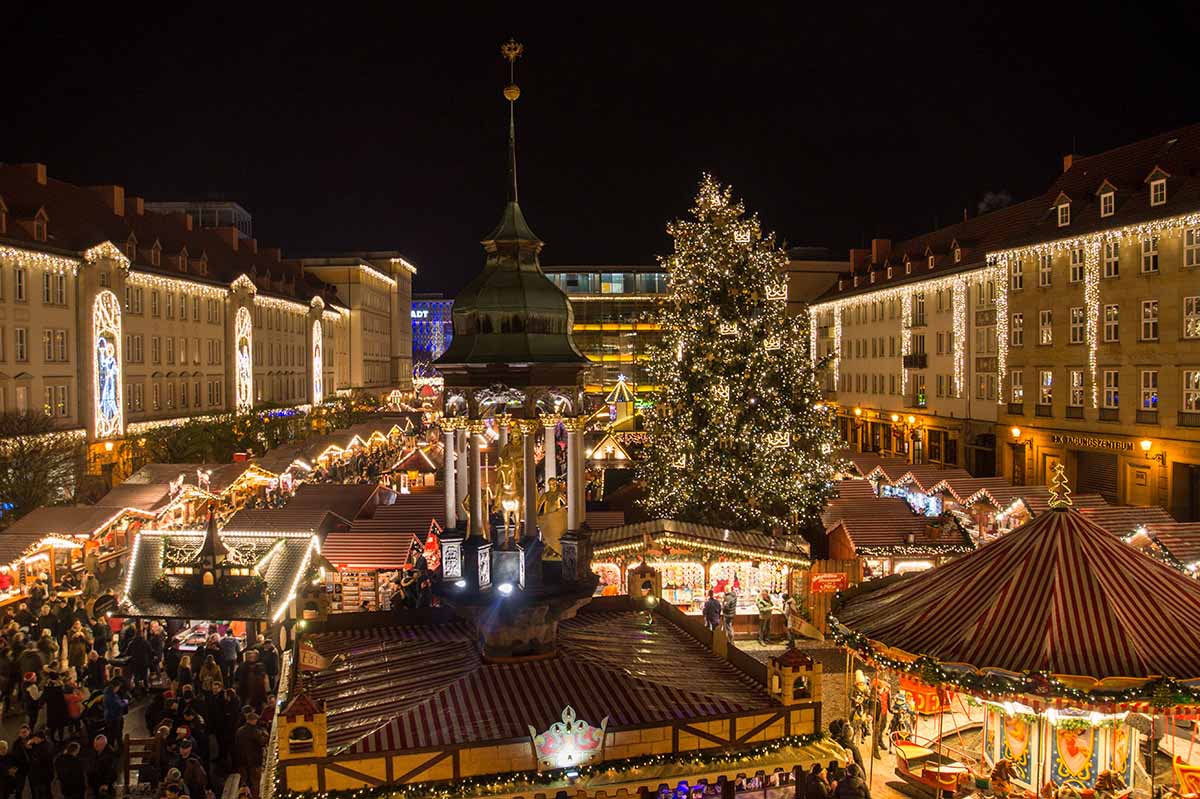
[836,504,1200,683]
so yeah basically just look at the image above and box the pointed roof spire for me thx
[501,39,523,205]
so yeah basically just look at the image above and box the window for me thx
[1141,237,1158,273]
[1069,307,1085,344]
[15,268,26,302]
[42,330,53,362]
[1150,178,1166,206]
[1141,370,1159,410]
[1103,370,1119,408]
[166,293,174,319]
[55,275,65,306]
[1100,191,1115,217]
[1039,370,1053,406]
[1070,248,1084,282]
[936,374,944,397]
[954,247,962,263]
[936,332,944,355]
[1185,370,1200,412]
[166,337,175,364]
[151,337,161,364]
[152,383,161,411]
[1039,309,1053,345]
[193,382,201,408]
[1185,296,1200,339]
[1187,228,1200,269]
[1010,259,1023,290]
[1011,313,1024,346]
[180,294,187,321]
[1103,241,1120,278]
[977,375,986,400]
[1057,203,1070,227]
[167,383,175,409]
[905,260,912,275]
[179,337,187,364]
[14,328,27,362]
[927,255,935,269]
[42,272,51,303]
[913,334,926,355]
[1010,370,1024,403]
[151,291,160,317]
[1039,253,1052,286]
[1141,300,1159,341]
[53,330,66,362]
[987,374,997,401]
[192,298,200,320]
[1104,304,1120,342]
[1069,370,1084,407]
[913,293,925,326]
[55,386,67,418]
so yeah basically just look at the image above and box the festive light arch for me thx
[92,290,124,440]
[311,319,324,405]
[235,306,254,413]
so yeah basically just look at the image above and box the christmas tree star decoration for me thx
[1048,462,1073,509]
[638,174,842,545]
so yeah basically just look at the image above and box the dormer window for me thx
[150,242,161,267]
[927,255,935,269]
[1150,178,1166,206]
[1100,191,1115,217]
[954,247,962,263]
[886,266,893,279]
[904,259,912,275]
[126,238,137,259]
[198,256,208,276]
[1057,203,1071,227]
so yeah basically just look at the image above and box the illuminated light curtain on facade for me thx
[311,319,323,405]
[92,290,124,439]
[235,306,254,413]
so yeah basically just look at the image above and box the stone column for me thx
[564,417,584,531]
[541,415,560,486]
[441,421,458,529]
[455,427,468,513]
[519,421,539,539]
[468,421,486,539]
[496,413,511,449]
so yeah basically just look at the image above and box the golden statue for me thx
[537,477,568,515]
[494,427,525,545]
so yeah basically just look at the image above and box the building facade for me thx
[811,123,1200,517]
[543,265,667,394]
[411,292,453,362]
[0,163,410,478]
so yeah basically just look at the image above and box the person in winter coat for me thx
[219,631,239,682]
[832,763,871,799]
[171,739,208,799]
[85,735,117,798]
[20,673,41,725]
[146,622,165,685]
[720,590,738,640]
[701,591,721,631]
[41,671,68,743]
[63,679,84,739]
[756,590,775,645]
[126,628,152,691]
[805,763,831,799]
[53,741,86,799]
[234,711,268,797]
[0,740,13,799]
[22,729,53,799]
[102,679,128,745]
[198,655,223,692]
[176,655,193,693]
[66,625,89,676]
[259,641,280,692]
[8,726,30,799]
[85,651,107,692]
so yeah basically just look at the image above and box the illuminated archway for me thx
[312,319,324,405]
[93,290,124,439]
[235,306,253,413]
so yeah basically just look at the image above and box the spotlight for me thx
[454,579,467,589]
[498,582,514,596]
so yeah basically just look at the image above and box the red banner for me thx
[810,572,848,593]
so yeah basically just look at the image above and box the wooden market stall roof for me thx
[922,476,1013,503]
[287,483,394,525]
[223,508,346,536]
[123,462,264,494]
[92,483,176,513]
[302,599,777,755]
[4,505,152,540]
[840,453,911,482]
[344,492,446,534]
[823,501,972,558]
[833,502,1200,687]
[590,519,809,565]
[887,464,972,493]
[959,483,1107,516]
[320,530,420,570]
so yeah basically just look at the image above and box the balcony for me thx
[1066,406,1084,419]
[1136,410,1159,425]
[1180,412,1200,428]
[1035,404,1053,418]
[1099,408,1120,422]
[902,353,928,369]
[1007,403,1024,416]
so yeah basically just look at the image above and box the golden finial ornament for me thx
[1048,462,1073,510]
[501,38,523,102]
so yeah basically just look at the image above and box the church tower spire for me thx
[502,38,522,205]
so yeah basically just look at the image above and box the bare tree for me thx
[0,412,85,528]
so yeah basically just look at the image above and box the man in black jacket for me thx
[85,735,117,799]
[53,741,86,799]
[832,764,871,799]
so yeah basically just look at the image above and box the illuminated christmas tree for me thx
[638,175,841,552]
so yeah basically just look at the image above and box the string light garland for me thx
[127,270,227,298]
[84,241,130,270]
[994,258,1010,405]
[0,245,80,275]
[269,731,827,799]
[636,175,842,535]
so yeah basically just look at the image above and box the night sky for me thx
[5,5,1197,293]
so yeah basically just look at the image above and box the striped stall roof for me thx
[305,609,776,755]
[590,519,807,562]
[924,477,1013,503]
[836,505,1200,683]
[345,494,446,534]
[831,479,877,501]
[584,510,626,531]
[321,531,419,569]
[889,465,972,493]
[961,485,1106,516]
[842,453,912,482]
[1152,524,1200,565]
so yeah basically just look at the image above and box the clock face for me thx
[443,544,461,578]
[478,549,491,588]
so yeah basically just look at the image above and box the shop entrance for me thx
[1125,463,1155,506]
[1171,463,1200,521]
[1076,451,1118,503]
[1010,443,1026,485]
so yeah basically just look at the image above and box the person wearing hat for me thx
[20,672,41,726]
[171,737,208,799]
[234,710,267,797]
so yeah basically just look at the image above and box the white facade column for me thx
[541,415,560,486]
[520,421,538,538]
[497,413,511,449]
[441,422,458,529]
[468,422,486,538]
[565,417,583,531]
[455,427,468,510]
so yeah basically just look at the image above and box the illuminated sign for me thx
[411,309,430,319]
[1049,434,1133,451]
[811,572,847,593]
[528,706,608,772]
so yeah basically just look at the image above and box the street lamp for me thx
[1140,438,1166,465]
[1010,427,1033,446]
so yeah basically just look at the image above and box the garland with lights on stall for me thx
[827,612,1200,710]
[151,574,267,605]
[271,731,829,799]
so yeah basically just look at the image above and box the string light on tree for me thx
[637,175,841,543]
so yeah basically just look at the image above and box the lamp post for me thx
[1140,438,1166,465]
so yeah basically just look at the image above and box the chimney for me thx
[870,238,891,263]
[261,247,281,261]
[16,163,47,185]
[849,248,870,273]
[171,212,193,231]
[1062,154,1075,173]
[244,237,258,254]
[215,226,239,251]
[88,185,125,216]
[124,196,145,216]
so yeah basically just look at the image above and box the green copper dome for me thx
[437,200,587,366]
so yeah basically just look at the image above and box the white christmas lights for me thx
[127,270,227,298]
[84,241,130,270]
[0,245,79,275]
[993,258,1010,405]
[235,307,254,413]
[311,319,324,405]
[92,290,124,440]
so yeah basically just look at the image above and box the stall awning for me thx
[4,506,146,539]
[591,518,808,564]
[321,531,418,569]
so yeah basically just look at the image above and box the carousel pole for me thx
[868,677,878,787]
[1150,712,1157,799]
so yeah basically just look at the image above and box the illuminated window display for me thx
[92,290,123,439]
[311,319,324,404]
[235,306,253,413]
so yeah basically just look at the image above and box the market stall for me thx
[320,518,442,611]
[830,468,1200,796]
[589,519,808,639]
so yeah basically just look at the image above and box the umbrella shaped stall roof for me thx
[832,501,1200,708]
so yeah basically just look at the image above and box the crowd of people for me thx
[0,584,275,799]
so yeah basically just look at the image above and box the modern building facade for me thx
[811,123,1200,517]
[0,163,413,479]
[411,292,453,362]
[543,266,667,394]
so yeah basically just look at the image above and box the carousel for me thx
[830,465,1200,799]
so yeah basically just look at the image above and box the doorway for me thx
[1171,463,1200,521]
[1076,451,1118,503]
[1010,443,1026,486]
[1125,463,1155,506]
